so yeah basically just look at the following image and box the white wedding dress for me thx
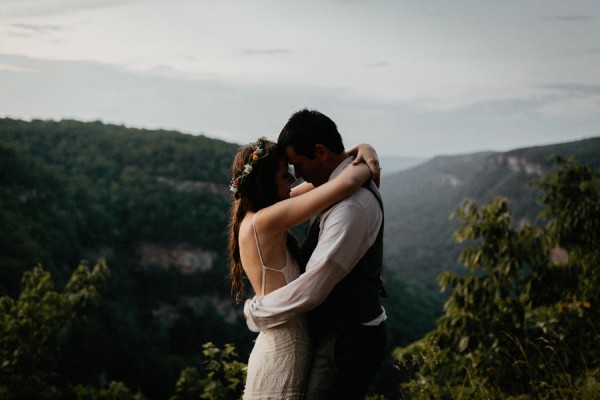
[243,219,312,399]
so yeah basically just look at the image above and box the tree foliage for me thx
[0,118,251,398]
[171,342,247,400]
[0,143,82,293]
[394,157,600,399]
[0,261,110,399]
[0,261,242,399]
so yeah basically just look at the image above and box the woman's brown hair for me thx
[228,139,299,303]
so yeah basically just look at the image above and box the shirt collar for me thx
[329,156,354,181]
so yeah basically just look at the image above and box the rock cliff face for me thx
[491,154,544,176]
[137,243,217,274]
[157,176,231,197]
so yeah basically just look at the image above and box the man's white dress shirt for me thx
[244,157,385,332]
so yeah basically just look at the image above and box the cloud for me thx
[547,15,596,22]
[3,0,131,17]
[453,83,600,121]
[537,95,600,119]
[0,62,44,74]
[541,83,600,96]
[9,23,64,36]
[241,49,291,55]
[366,62,389,67]
[1,54,598,158]
[535,83,600,119]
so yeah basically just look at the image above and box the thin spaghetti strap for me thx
[252,212,289,296]
[252,214,267,296]
[252,214,266,267]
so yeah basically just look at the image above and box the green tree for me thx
[0,143,83,293]
[394,158,600,399]
[70,381,146,400]
[171,342,247,400]
[0,261,110,399]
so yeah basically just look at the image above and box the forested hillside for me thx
[0,118,248,398]
[0,118,437,398]
[380,137,600,292]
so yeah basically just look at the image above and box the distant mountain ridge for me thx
[380,137,600,292]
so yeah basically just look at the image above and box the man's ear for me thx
[314,144,329,161]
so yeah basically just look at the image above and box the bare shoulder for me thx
[238,213,256,245]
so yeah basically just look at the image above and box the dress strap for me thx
[252,214,268,297]
[252,213,288,296]
[252,214,266,267]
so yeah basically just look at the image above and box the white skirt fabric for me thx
[243,315,312,399]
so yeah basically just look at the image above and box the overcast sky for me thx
[1,0,599,157]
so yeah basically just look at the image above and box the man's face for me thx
[285,146,327,186]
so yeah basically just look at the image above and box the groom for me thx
[244,108,387,399]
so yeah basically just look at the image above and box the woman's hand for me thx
[347,143,382,187]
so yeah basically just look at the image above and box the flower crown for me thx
[230,136,269,194]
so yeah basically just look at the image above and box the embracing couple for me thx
[228,109,387,399]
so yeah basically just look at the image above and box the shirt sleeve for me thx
[244,189,382,332]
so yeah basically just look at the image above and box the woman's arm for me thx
[291,143,380,197]
[290,181,314,198]
[258,162,371,232]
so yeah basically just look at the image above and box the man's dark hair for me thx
[278,109,344,159]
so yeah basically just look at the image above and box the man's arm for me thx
[244,254,347,331]
[244,190,382,331]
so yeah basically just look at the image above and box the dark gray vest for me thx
[299,180,386,333]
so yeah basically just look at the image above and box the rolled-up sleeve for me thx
[244,257,347,331]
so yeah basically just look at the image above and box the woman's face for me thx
[275,159,296,201]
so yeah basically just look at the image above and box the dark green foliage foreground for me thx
[394,157,600,399]
[0,261,113,399]
[0,261,244,400]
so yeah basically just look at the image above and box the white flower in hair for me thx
[229,136,269,195]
